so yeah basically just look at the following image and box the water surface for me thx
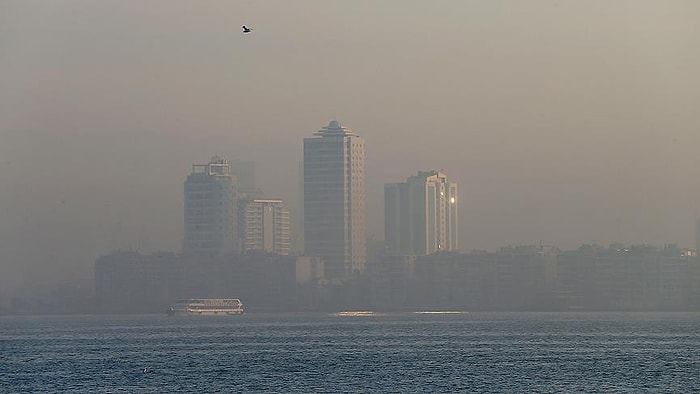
[2,312,699,392]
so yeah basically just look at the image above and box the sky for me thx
[1,1,699,300]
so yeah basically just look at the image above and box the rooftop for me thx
[313,120,357,137]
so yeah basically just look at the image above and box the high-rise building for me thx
[242,199,291,255]
[303,120,366,280]
[385,170,458,256]
[183,156,238,257]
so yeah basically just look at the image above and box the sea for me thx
[1,312,699,393]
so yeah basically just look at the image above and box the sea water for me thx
[2,312,699,393]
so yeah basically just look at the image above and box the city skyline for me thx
[2,1,699,301]
[4,3,700,391]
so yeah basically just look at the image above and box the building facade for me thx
[385,170,458,255]
[182,156,238,257]
[303,120,366,281]
[242,199,291,255]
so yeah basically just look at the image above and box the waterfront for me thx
[2,312,699,392]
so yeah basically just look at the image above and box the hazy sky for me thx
[1,1,699,299]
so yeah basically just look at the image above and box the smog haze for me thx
[1,1,699,300]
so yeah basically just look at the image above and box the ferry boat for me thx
[167,298,244,316]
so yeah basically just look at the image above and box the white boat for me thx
[167,298,244,315]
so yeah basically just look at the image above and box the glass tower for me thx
[183,156,238,257]
[303,120,366,281]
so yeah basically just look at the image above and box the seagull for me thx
[143,367,153,373]
[242,25,252,34]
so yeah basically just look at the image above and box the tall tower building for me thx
[242,199,291,255]
[304,120,366,280]
[385,170,458,255]
[183,156,238,257]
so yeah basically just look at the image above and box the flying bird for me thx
[242,25,252,34]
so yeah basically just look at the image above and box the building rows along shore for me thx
[87,121,700,314]
[94,244,700,313]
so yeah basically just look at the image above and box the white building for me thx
[242,199,290,256]
[385,170,458,255]
[183,156,238,257]
[303,120,366,281]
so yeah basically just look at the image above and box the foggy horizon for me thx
[2,1,700,300]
